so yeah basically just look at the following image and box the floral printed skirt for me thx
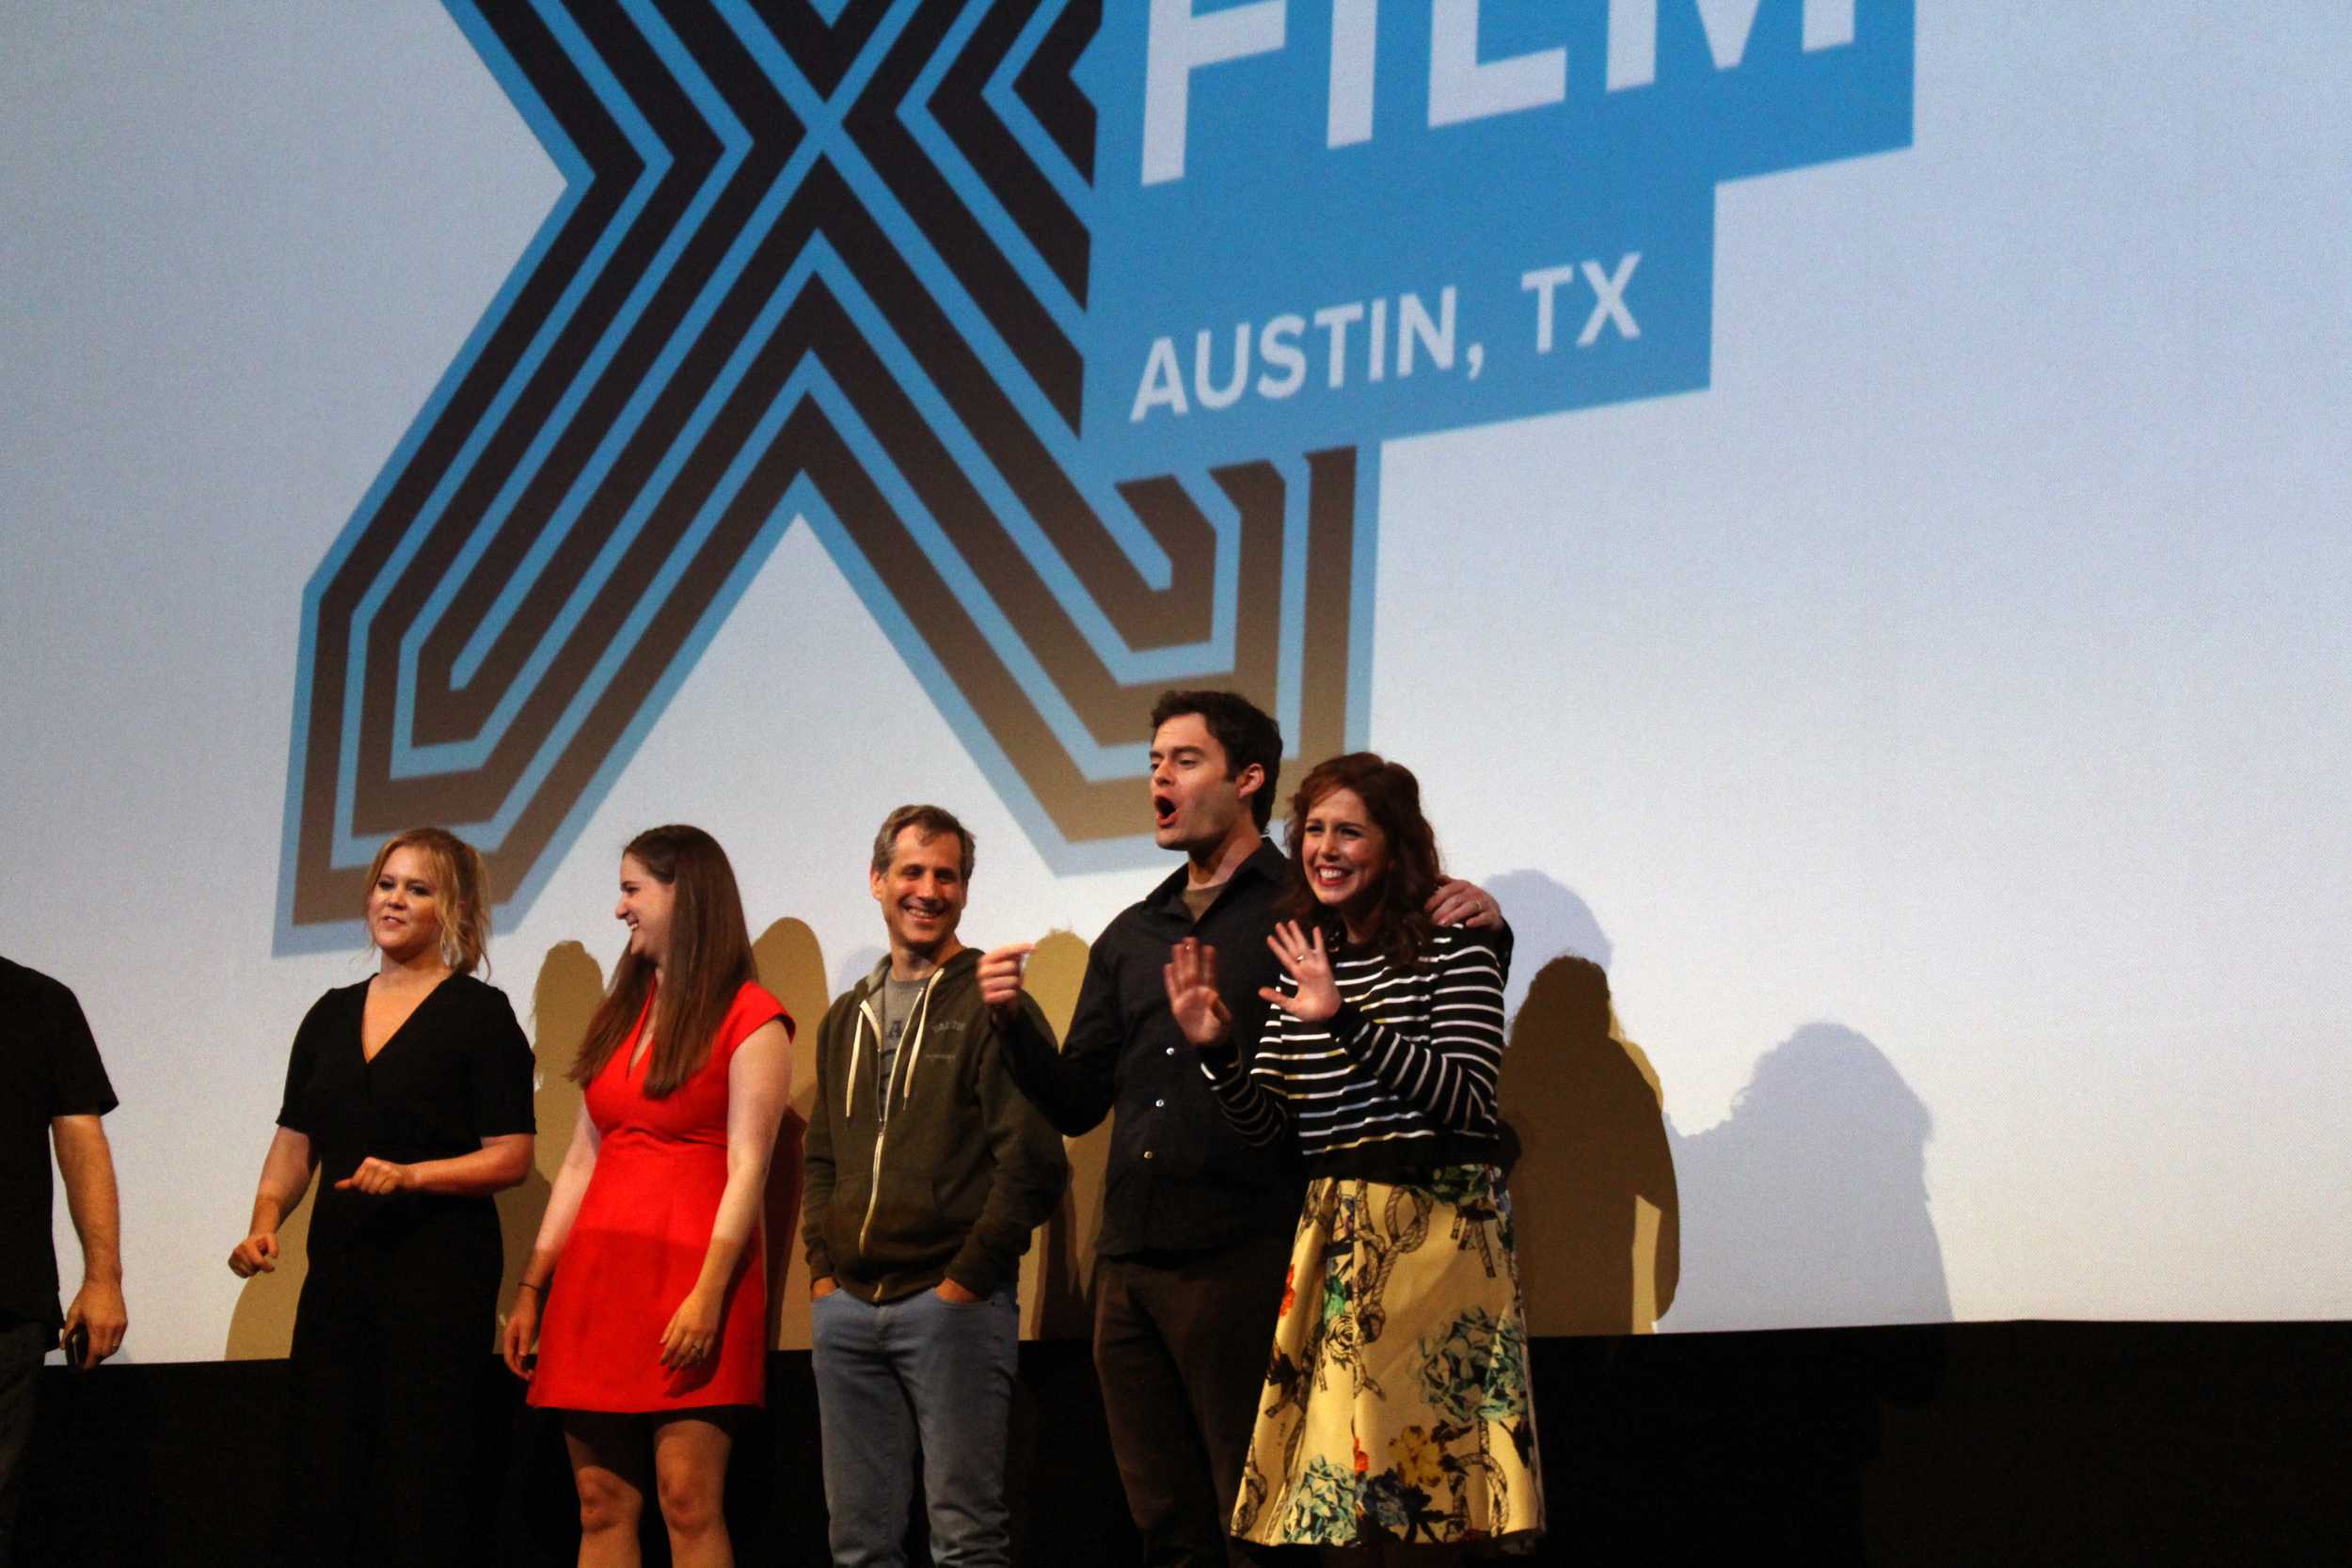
[1231,1164,1544,1548]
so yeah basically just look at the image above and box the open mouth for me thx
[1152,793,1177,830]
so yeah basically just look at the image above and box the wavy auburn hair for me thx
[1281,752,1445,971]
[570,825,759,1100]
[364,828,494,976]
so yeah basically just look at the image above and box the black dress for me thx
[274,973,533,1568]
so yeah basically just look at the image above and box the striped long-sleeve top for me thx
[1199,925,1511,1180]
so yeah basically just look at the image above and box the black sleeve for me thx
[998,939,1123,1137]
[41,978,117,1118]
[275,992,333,1134]
[466,982,537,1138]
[948,994,1072,1296]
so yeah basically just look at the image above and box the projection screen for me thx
[4,0,2346,1364]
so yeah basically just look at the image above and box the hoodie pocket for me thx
[861,1166,938,1262]
[825,1176,867,1259]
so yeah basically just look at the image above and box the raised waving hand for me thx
[1263,921,1341,1022]
[1162,938,1233,1048]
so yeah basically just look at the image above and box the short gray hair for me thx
[869,804,976,879]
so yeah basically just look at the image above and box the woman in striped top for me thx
[1167,752,1544,1553]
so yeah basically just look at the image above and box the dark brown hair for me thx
[364,828,493,976]
[570,825,758,1099]
[869,804,975,879]
[1148,689,1284,829]
[1281,752,1444,970]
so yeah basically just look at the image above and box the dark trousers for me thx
[284,1224,500,1568]
[1092,1234,1307,1568]
[0,1316,44,1568]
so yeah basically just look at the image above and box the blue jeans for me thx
[810,1283,1019,1568]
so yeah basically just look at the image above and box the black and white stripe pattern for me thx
[1202,927,1508,1161]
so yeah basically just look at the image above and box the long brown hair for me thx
[364,828,493,976]
[1281,752,1445,970]
[570,825,758,1099]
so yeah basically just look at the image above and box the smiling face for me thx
[871,826,969,963]
[614,851,677,967]
[1149,712,1263,856]
[367,846,446,966]
[1299,786,1390,928]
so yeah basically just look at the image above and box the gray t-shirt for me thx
[876,974,927,1090]
[1180,878,1230,924]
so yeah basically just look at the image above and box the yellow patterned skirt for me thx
[1231,1164,1545,1548]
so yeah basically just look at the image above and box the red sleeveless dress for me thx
[530,980,790,1412]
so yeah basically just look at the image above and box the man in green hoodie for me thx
[803,803,1069,1568]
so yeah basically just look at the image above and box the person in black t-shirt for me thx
[977,692,1503,1568]
[0,956,124,1565]
[226,828,534,1568]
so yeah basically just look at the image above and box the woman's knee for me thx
[576,1468,644,1536]
[655,1460,725,1538]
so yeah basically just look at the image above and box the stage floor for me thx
[20,1321,2348,1565]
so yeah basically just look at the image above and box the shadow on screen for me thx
[752,916,825,1351]
[1666,1023,1950,1332]
[1482,868,1614,1017]
[1501,953,1681,1337]
[223,1157,313,1359]
[1482,876,1949,1559]
[489,941,599,1350]
[1482,871,1677,1338]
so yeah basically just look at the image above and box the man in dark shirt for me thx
[0,957,127,1563]
[977,693,1500,1567]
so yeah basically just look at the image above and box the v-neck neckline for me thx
[361,973,451,1067]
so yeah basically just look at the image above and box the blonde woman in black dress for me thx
[228,828,534,1566]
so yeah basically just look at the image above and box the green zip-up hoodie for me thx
[802,947,1068,1304]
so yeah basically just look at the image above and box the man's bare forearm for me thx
[51,1114,122,1284]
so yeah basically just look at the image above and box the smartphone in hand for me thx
[63,1322,90,1370]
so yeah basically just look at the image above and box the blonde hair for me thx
[364,827,494,975]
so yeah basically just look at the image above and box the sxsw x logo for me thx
[278,0,1367,942]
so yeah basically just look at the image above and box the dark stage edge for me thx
[19,1321,2348,1566]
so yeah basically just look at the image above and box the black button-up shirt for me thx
[1000,840,1305,1258]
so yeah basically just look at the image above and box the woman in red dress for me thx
[503,825,793,1568]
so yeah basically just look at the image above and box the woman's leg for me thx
[650,1413,737,1568]
[564,1412,649,1568]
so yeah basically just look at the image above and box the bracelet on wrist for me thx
[517,1280,547,1295]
